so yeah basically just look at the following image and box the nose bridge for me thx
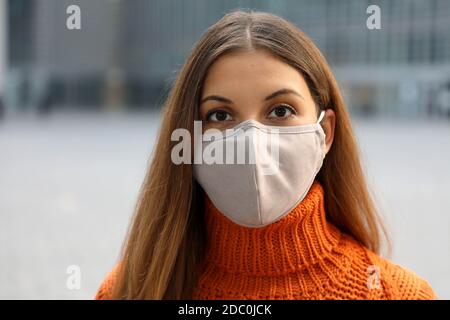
[241,111,260,122]
[234,96,264,122]
[231,123,259,166]
[239,118,263,130]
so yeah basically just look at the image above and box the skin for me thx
[199,49,336,154]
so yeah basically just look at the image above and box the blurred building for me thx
[0,0,6,118]
[3,0,450,117]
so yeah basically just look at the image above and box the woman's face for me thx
[199,49,335,153]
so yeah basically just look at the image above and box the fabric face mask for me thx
[193,110,326,228]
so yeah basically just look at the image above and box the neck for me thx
[202,180,342,276]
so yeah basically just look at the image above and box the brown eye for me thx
[206,110,233,122]
[268,104,296,119]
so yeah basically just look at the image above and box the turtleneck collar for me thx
[202,180,342,276]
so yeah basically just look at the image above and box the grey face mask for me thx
[193,111,326,228]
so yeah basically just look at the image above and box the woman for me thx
[95,10,437,300]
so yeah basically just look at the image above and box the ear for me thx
[320,109,335,155]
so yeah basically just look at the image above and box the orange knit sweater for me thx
[95,181,437,300]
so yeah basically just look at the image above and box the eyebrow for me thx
[199,88,304,105]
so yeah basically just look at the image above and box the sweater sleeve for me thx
[388,263,438,300]
[415,276,438,300]
[94,265,120,300]
[365,249,438,300]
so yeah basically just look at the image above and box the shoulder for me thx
[364,249,438,300]
[94,264,121,300]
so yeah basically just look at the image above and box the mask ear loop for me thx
[317,110,326,124]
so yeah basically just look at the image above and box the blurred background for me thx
[0,0,449,299]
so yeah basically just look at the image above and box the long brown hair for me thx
[112,10,390,299]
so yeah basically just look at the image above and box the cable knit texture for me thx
[95,181,437,300]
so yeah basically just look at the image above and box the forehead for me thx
[202,49,310,95]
